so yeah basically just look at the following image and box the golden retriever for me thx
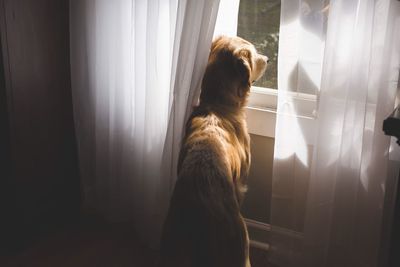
[159,36,268,267]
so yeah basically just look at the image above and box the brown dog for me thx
[159,36,268,267]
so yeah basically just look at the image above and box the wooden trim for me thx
[244,218,271,231]
[244,218,271,252]
[249,240,270,251]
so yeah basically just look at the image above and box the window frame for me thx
[246,86,317,141]
[234,0,319,250]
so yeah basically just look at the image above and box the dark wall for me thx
[0,0,80,253]
[0,25,16,254]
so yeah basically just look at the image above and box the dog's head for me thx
[200,36,269,107]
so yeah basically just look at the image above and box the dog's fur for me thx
[159,36,268,267]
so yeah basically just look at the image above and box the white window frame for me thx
[246,87,278,138]
[246,86,317,141]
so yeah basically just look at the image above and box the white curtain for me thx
[69,0,220,247]
[270,1,400,267]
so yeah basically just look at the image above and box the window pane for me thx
[237,0,281,89]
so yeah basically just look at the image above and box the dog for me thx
[159,36,268,267]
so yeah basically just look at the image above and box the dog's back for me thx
[159,107,249,267]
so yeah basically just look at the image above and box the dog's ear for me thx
[234,48,252,84]
[211,35,225,52]
[234,48,252,97]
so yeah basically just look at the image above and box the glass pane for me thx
[237,0,281,89]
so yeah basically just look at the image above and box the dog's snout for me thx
[260,55,269,64]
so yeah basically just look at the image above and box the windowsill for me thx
[248,86,278,110]
[245,107,276,138]
[245,86,276,138]
[246,86,317,141]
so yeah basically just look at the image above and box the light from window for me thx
[237,0,281,89]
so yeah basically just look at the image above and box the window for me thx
[213,0,320,250]
[235,0,281,250]
[237,0,280,89]
[235,0,282,139]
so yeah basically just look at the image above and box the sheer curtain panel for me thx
[270,0,400,267]
[69,0,220,247]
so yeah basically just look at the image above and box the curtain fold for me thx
[270,0,400,266]
[69,0,220,248]
[161,0,220,198]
